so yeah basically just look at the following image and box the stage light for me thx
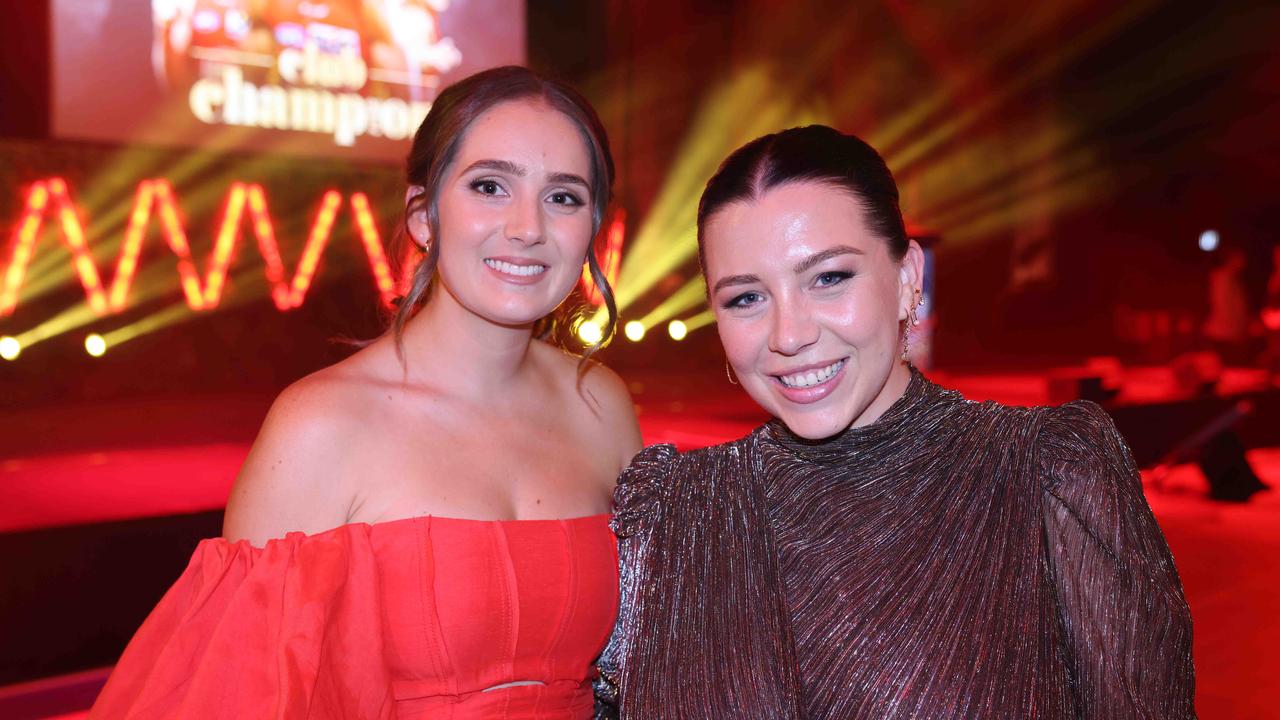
[667,319,688,341]
[854,2,1167,247]
[0,336,19,360]
[9,304,111,355]
[636,277,708,332]
[683,309,717,333]
[100,303,197,350]
[624,321,646,342]
[577,320,604,345]
[588,66,832,330]
[84,333,107,357]
[1199,230,1219,252]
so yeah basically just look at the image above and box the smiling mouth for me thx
[775,358,847,389]
[484,258,548,277]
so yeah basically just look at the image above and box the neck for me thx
[395,283,538,396]
[849,360,914,429]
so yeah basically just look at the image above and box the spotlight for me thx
[1199,229,1219,252]
[624,321,645,342]
[85,333,107,357]
[668,319,688,341]
[0,336,19,360]
[577,320,603,345]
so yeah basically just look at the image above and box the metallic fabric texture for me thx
[597,369,1196,719]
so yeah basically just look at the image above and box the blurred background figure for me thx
[1204,247,1255,366]
[1262,243,1280,377]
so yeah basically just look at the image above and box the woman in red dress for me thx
[91,66,640,719]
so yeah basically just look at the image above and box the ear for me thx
[897,239,925,322]
[404,185,431,250]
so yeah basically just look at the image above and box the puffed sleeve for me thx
[1038,401,1197,719]
[89,526,395,720]
[608,443,678,539]
[595,443,678,716]
[596,439,803,719]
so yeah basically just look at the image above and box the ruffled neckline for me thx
[762,367,956,464]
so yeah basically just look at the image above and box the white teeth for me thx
[485,259,547,277]
[779,359,845,389]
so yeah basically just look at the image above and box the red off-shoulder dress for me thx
[90,514,618,719]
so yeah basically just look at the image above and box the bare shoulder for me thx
[223,362,372,545]
[578,358,637,424]
[535,342,643,473]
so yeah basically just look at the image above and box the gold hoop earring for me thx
[725,361,739,385]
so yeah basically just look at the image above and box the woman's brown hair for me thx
[696,125,908,272]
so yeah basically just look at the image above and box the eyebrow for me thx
[712,273,762,294]
[711,245,864,294]
[548,172,590,189]
[792,245,863,274]
[461,160,590,191]
[463,159,525,176]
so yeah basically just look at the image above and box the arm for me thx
[223,376,356,546]
[1038,401,1197,719]
[595,443,678,715]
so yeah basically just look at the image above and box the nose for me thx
[505,195,545,246]
[767,294,819,356]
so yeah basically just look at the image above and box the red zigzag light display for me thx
[0,178,396,316]
[2,179,625,318]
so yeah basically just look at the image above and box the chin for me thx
[485,303,559,327]
[745,379,857,441]
[489,285,575,322]
[464,286,568,327]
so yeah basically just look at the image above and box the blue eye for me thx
[724,291,763,309]
[815,271,852,287]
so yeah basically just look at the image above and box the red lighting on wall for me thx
[580,210,625,307]
[1263,308,1280,332]
[1,178,396,317]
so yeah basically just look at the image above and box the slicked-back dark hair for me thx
[389,65,617,360]
[696,125,908,274]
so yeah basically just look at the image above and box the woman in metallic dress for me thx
[596,125,1196,718]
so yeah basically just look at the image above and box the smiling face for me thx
[704,181,923,439]
[411,98,595,327]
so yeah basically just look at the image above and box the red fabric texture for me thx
[89,514,618,719]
